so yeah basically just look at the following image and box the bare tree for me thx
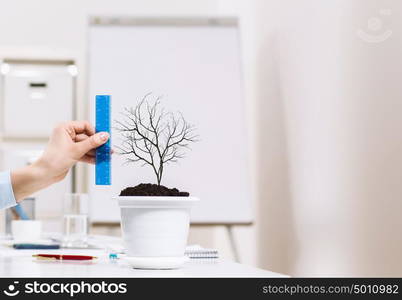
[115,93,198,185]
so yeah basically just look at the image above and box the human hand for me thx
[34,121,109,183]
[11,121,109,202]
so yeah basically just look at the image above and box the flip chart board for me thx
[88,17,253,224]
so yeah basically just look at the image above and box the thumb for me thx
[75,132,109,156]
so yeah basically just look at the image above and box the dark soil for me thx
[119,183,190,197]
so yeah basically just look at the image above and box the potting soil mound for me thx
[119,183,190,197]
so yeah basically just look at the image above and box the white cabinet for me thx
[1,61,75,138]
[0,59,75,233]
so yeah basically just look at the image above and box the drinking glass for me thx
[62,193,89,248]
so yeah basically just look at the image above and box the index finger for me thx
[67,120,96,136]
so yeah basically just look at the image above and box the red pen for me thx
[33,254,97,261]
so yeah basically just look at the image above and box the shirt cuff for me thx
[0,171,17,209]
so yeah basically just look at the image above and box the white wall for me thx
[246,0,402,276]
[216,0,299,275]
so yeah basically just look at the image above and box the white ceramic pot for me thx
[116,196,199,259]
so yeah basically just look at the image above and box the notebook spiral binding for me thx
[184,247,219,259]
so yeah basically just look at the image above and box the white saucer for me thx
[123,256,189,269]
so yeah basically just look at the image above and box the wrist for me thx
[30,158,59,185]
[11,161,55,202]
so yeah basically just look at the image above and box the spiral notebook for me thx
[101,242,219,259]
[184,245,219,259]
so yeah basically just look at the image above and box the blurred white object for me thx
[117,196,198,269]
[185,244,219,259]
[123,256,190,270]
[62,193,89,248]
[11,220,41,242]
[1,60,75,138]
[0,144,72,224]
[0,59,75,233]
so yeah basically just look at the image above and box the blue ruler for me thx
[95,95,111,185]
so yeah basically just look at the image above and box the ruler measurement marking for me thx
[95,95,111,185]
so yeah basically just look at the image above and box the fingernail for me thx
[99,132,109,141]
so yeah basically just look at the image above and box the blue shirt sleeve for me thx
[0,171,17,209]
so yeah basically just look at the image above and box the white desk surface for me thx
[0,237,286,278]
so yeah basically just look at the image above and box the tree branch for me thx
[115,93,198,185]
